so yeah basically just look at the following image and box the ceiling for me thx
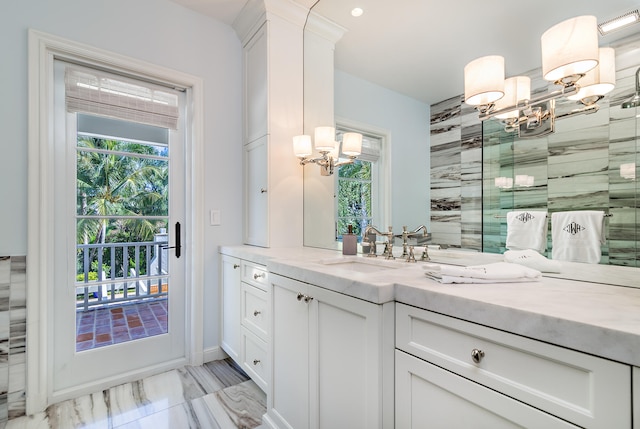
[172,0,640,104]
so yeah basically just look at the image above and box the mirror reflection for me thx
[302,1,639,286]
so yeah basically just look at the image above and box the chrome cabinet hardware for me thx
[296,292,313,303]
[471,348,485,363]
[253,359,261,365]
[233,264,240,269]
[260,188,267,193]
[253,310,261,317]
[254,272,266,280]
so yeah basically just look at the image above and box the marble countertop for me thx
[220,245,640,366]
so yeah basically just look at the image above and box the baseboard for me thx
[203,346,229,363]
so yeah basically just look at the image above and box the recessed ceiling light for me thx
[351,7,364,17]
[598,9,639,35]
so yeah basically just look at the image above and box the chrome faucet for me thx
[363,225,394,258]
[396,225,430,261]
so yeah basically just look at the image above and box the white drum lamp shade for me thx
[341,132,362,157]
[293,134,312,157]
[464,55,505,106]
[494,76,531,119]
[568,47,616,101]
[541,15,599,82]
[314,126,336,152]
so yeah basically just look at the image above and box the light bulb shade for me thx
[341,132,362,156]
[494,76,531,119]
[293,134,312,158]
[568,47,616,101]
[464,55,505,106]
[541,15,599,82]
[314,126,336,152]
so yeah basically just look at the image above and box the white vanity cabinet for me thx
[395,303,631,429]
[220,254,242,363]
[220,254,270,392]
[265,273,393,429]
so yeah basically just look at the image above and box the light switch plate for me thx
[210,209,221,226]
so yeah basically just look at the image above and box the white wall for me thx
[1,0,243,351]
[334,69,431,234]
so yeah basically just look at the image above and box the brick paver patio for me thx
[75,299,168,351]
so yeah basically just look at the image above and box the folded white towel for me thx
[551,211,605,264]
[423,262,541,284]
[504,249,562,273]
[505,211,548,253]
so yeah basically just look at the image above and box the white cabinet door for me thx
[220,255,242,363]
[268,274,388,429]
[395,350,580,429]
[312,285,385,429]
[244,23,268,146]
[269,275,310,429]
[244,136,268,247]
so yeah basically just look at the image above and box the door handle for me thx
[161,222,182,258]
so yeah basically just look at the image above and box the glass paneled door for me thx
[51,60,187,396]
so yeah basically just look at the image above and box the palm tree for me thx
[76,136,168,277]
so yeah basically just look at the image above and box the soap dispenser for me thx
[342,224,357,255]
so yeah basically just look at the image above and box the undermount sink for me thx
[318,256,402,273]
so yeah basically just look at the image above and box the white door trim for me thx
[27,29,204,413]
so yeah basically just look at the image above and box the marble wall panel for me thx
[0,256,27,425]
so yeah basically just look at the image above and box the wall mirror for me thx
[302,1,640,287]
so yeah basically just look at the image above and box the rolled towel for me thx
[505,211,548,253]
[504,249,562,273]
[423,262,541,284]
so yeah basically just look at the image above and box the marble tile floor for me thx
[4,358,266,429]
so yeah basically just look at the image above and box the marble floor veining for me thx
[4,358,266,429]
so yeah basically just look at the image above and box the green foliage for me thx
[337,160,373,239]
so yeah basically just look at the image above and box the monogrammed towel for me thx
[551,211,605,264]
[505,211,548,253]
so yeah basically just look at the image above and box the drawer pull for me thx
[471,348,485,364]
[297,292,304,301]
[253,359,261,365]
[253,310,261,316]
[233,264,240,269]
[253,272,266,280]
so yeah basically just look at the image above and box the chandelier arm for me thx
[478,83,580,121]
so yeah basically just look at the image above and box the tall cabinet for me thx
[234,0,307,248]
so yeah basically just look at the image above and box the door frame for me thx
[27,29,205,412]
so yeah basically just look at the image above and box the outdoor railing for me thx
[76,240,169,311]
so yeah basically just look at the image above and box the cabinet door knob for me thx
[304,295,314,303]
[233,264,240,269]
[297,292,304,301]
[254,272,265,280]
[260,188,267,193]
[253,359,261,365]
[253,310,261,317]
[471,348,485,364]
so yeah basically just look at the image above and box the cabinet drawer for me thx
[242,327,268,393]
[241,261,268,290]
[396,303,631,429]
[241,282,268,340]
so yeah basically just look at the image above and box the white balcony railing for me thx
[76,240,168,311]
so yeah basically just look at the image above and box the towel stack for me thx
[551,211,605,264]
[504,249,562,273]
[423,262,541,284]
[505,211,548,254]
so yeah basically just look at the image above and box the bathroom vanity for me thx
[219,245,640,428]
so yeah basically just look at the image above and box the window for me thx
[335,128,384,241]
